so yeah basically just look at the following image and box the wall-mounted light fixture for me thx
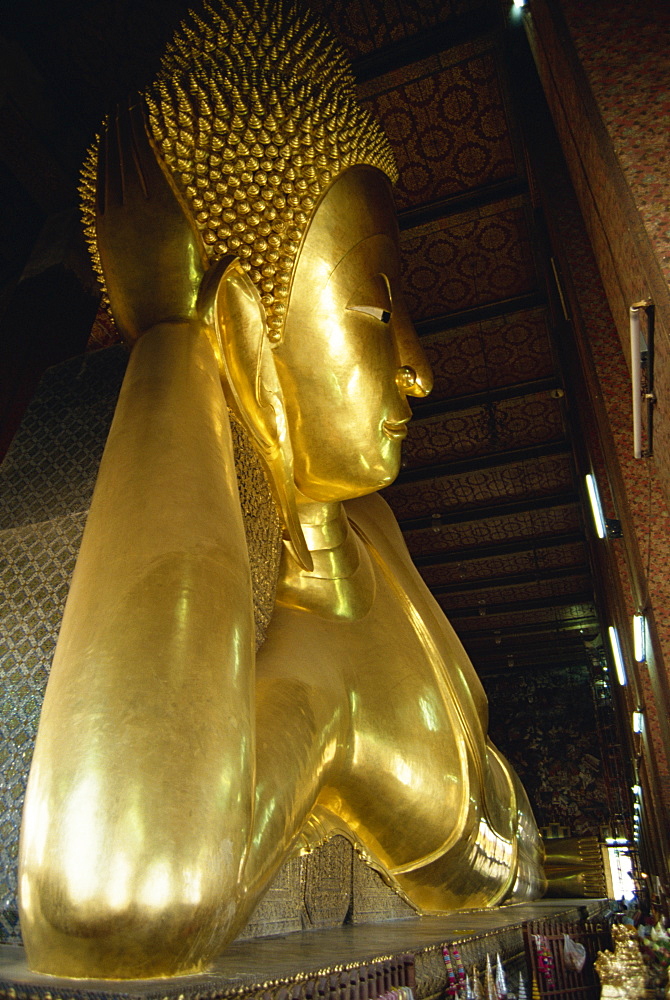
[633,613,646,663]
[586,474,606,539]
[630,301,655,458]
[608,626,628,686]
[632,709,644,734]
[585,474,622,539]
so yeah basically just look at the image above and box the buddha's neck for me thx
[276,500,375,620]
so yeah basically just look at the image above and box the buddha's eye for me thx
[346,273,392,324]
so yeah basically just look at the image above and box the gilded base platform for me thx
[0,900,606,1000]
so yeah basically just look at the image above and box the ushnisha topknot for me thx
[80,0,397,341]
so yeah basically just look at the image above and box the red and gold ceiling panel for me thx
[385,452,574,520]
[451,602,597,632]
[419,543,587,587]
[534,539,587,570]
[403,392,565,469]
[419,307,555,401]
[359,47,517,209]
[436,572,592,611]
[400,198,537,319]
[401,502,582,556]
[324,0,488,60]
[422,550,544,586]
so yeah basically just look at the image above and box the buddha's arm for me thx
[19,322,256,978]
[19,106,257,980]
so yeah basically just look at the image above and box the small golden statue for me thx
[18,0,545,979]
[595,925,648,999]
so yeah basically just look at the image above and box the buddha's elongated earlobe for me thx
[198,258,313,573]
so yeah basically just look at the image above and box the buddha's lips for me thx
[382,419,409,440]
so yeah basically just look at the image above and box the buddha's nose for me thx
[393,297,433,398]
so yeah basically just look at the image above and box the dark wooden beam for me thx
[482,663,592,678]
[398,178,528,231]
[476,649,592,669]
[447,591,594,618]
[413,530,584,567]
[465,632,590,651]
[396,491,578,531]
[410,376,562,420]
[459,618,599,639]
[394,439,570,484]
[414,292,547,337]
[430,563,589,595]
[352,4,499,83]
[465,644,593,666]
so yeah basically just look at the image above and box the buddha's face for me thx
[276,166,432,503]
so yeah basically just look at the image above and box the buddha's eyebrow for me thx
[326,233,396,285]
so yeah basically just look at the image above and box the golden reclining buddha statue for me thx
[18,0,546,979]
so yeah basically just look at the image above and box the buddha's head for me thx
[81,0,432,563]
[275,164,431,503]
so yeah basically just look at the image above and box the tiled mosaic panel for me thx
[400,199,537,321]
[0,513,86,943]
[419,307,555,403]
[87,307,118,351]
[385,451,574,520]
[0,347,128,529]
[238,853,305,940]
[360,47,517,211]
[303,836,353,929]
[403,392,565,470]
[239,836,412,940]
[402,502,582,556]
[350,852,416,923]
[205,835,415,942]
[0,349,129,943]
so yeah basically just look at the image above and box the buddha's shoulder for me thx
[344,493,414,570]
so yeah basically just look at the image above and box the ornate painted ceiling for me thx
[0,0,601,685]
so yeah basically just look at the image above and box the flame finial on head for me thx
[81,0,397,340]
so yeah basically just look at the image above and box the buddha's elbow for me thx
[19,844,242,978]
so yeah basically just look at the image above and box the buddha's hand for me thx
[95,101,207,345]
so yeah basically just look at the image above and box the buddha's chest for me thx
[261,552,483,747]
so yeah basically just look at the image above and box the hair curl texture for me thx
[80,0,397,340]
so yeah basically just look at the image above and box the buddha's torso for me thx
[256,493,519,880]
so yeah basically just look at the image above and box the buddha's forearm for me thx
[19,323,256,978]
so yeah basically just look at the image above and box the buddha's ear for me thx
[197,257,313,572]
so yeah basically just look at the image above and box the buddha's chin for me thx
[348,452,404,498]
[292,438,403,503]
[295,469,400,504]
